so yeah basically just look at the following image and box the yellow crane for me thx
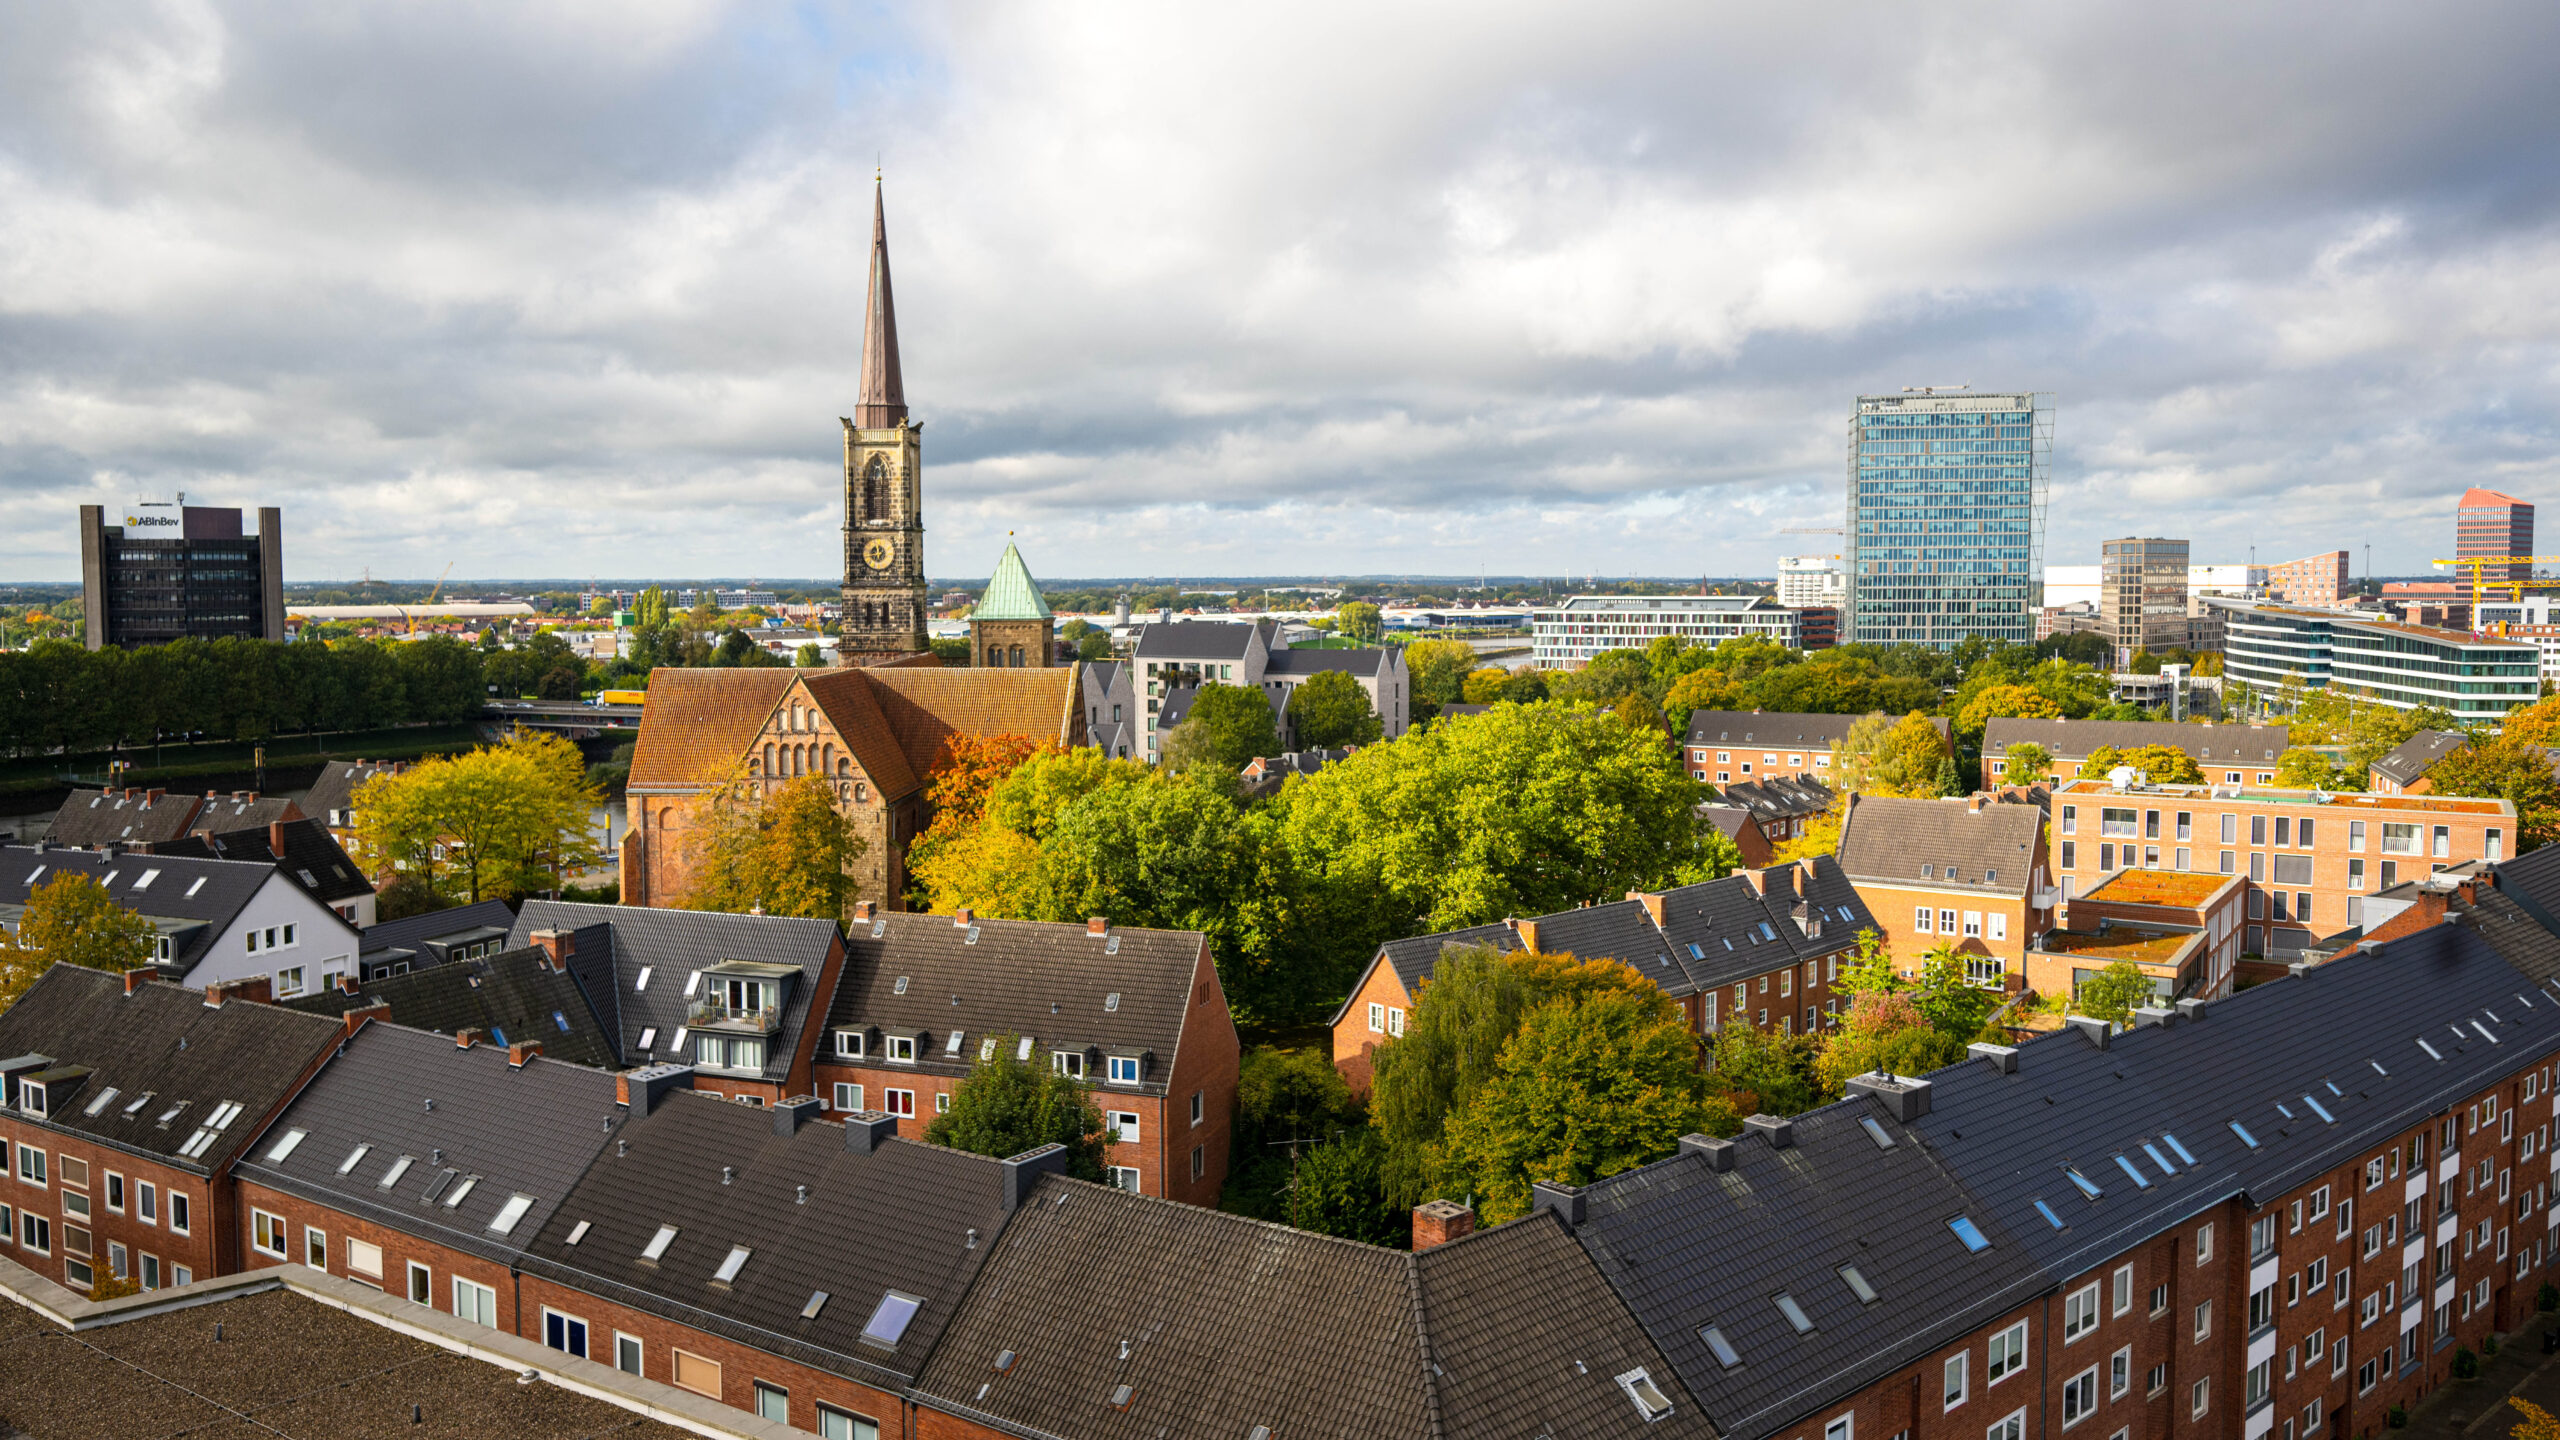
[407,562,456,635]
[2430,557,2560,611]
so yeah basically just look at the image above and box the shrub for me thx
[2539,1281,2558,1313]
[2453,1345,2478,1378]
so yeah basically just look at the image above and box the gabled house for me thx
[0,843,364,996]
[154,816,381,927]
[297,759,403,847]
[814,905,1240,1204]
[40,788,304,850]
[509,900,843,1106]
[1699,803,1776,869]
[281,942,620,1070]
[1835,793,2056,986]
[0,965,345,1294]
[228,1020,627,1321]
[1716,772,1835,846]
[1684,710,1950,786]
[1980,715,2292,790]
[2368,729,2470,793]
[354,897,519,981]
[1133,619,1408,762]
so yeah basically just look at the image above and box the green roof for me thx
[975,541,1052,621]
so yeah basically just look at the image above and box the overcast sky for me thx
[5,3,2559,585]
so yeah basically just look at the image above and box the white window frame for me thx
[833,1082,864,1112]
[2062,1366,2097,1428]
[543,1307,592,1359]
[1944,1351,1969,1410]
[251,1208,288,1259]
[1988,1322,2027,1383]
[2064,1282,2099,1342]
[1368,1002,1385,1033]
[616,1332,644,1375]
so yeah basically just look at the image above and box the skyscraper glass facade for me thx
[1846,392,2048,646]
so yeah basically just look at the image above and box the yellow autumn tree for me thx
[679,773,870,922]
[349,728,602,902]
[0,873,159,1014]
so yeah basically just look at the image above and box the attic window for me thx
[487,1193,534,1234]
[1758,922,1776,942]
[994,1350,1016,1372]
[1839,1265,1879,1304]
[442,1175,479,1208]
[2111,1155,2152,1190]
[2228,1120,2260,1148]
[1104,935,1120,955]
[297,869,318,887]
[2160,1132,2197,1165]
[1017,1036,1035,1061]
[946,1030,965,1055]
[684,971,701,997]
[2034,1199,2067,1229]
[801,1290,829,1321]
[1921,864,1933,878]
[186,878,206,897]
[980,1037,998,1061]
[638,1027,658,1050]
[2417,1038,2443,1060]
[870,919,886,939]
[1859,1117,1896,1149]
[553,1011,569,1033]
[1774,1292,1813,1334]
[133,870,159,891]
[265,1129,307,1163]
[1617,1368,1675,1423]
[1105,993,1120,1012]
[894,976,910,995]
[1947,1216,1991,1252]
[2065,1166,2102,1199]
[1699,1325,1742,1369]
[861,1290,923,1348]
[2141,1142,2176,1174]
[378,1155,416,1189]
[635,968,653,992]
[965,926,981,945]
[1688,944,1705,960]
[565,1220,590,1245]
[2300,1094,2338,1123]
[1110,1384,1134,1410]
[641,1225,679,1261]
[82,1087,119,1117]
[23,866,42,884]
[713,1245,752,1284]
[334,1143,370,1175]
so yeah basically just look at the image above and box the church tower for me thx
[838,179,931,666]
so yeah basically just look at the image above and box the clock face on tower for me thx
[863,537,895,571]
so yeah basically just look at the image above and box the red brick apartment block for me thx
[812,906,1239,1205]
[1836,793,2057,985]
[0,967,340,1295]
[2039,868,2248,1003]
[1983,716,2295,793]
[1685,709,1951,787]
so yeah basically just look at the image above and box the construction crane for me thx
[2429,556,2560,611]
[1780,525,1844,535]
[407,562,456,635]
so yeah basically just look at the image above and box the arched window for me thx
[863,456,887,522]
[763,743,776,776]
[1009,645,1024,667]
[837,757,851,777]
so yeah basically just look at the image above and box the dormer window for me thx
[885,1035,917,1064]
[1052,1051,1085,1080]
[1107,1055,1142,1086]
[835,1030,866,1060]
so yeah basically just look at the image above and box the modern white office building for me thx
[2203,598,2538,719]
[1530,594,1803,669]
[1774,556,1845,608]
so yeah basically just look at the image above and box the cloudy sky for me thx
[5,3,2559,585]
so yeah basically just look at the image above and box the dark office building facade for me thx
[79,503,285,649]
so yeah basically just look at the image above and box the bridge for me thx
[481,699,643,736]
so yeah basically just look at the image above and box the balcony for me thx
[687,998,781,1034]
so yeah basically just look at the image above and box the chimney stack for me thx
[1530,1180,1586,1232]
[615,1064,694,1117]
[1680,1133,1736,1171]
[1510,917,1541,953]
[1744,1113,1795,1148]
[1001,1143,1068,1210]
[1625,891,1666,928]
[268,820,288,857]
[953,908,974,927]
[771,1095,822,1135]
[203,976,273,1009]
[455,1028,482,1050]
[845,1110,898,1153]
[852,900,875,923]
[507,1041,543,1069]
[1087,915,1110,937]
[1411,1200,1476,1252]
[336,973,360,994]
[123,969,150,997]
[529,929,574,971]
[343,1002,390,1038]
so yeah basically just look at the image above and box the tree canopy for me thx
[2081,743,2205,785]
[2429,736,2560,852]
[1165,683,1281,771]
[923,1034,1109,1182]
[677,774,870,922]
[349,729,602,902]
[1286,669,1384,749]
[0,873,159,1013]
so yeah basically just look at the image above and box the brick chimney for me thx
[852,900,875,923]
[1740,867,1769,895]
[1625,892,1666,928]
[336,973,360,994]
[455,1027,482,1050]
[1510,917,1540,953]
[1087,915,1110,937]
[529,929,574,970]
[269,820,289,856]
[342,1001,390,1038]
[507,1041,543,1069]
[1412,1200,1476,1251]
[123,969,151,997]
[203,976,273,1008]
[146,789,164,805]
[953,908,973,927]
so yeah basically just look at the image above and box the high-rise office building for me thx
[79,502,284,650]
[2456,487,2534,582]
[1845,391,2048,646]
[2100,537,2191,658]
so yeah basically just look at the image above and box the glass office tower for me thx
[1845,391,2049,646]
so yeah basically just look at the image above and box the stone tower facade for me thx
[839,180,931,666]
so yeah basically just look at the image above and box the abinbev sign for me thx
[122,504,181,530]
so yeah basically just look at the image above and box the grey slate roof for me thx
[299,759,402,826]
[0,844,291,975]
[1574,1098,2047,1440]
[2455,885,2560,985]
[825,912,1213,1092]
[1416,1212,1717,1438]
[1535,899,1686,985]
[1132,621,1258,661]
[41,789,205,848]
[1154,682,1199,731]
[230,1021,625,1266]
[154,818,375,905]
[1981,716,2291,763]
[1835,794,2043,897]
[1717,774,1833,822]
[1684,710,1950,750]
[517,1095,1014,1391]
[0,966,343,1175]
[1374,922,1521,996]
[511,901,840,1081]
[2371,730,2468,788]
[2493,843,2560,936]
[915,1173,1435,1439]
[280,946,621,1070]
[358,898,520,968]
[1265,647,1387,677]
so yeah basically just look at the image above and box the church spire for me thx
[855,176,907,429]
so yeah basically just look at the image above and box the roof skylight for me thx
[1948,1216,1990,1252]
[1860,1117,1896,1149]
[1838,1265,1878,1304]
[2034,1199,2066,1229]
[487,1194,534,1235]
[2065,1166,2102,1199]
[2418,1037,2444,1060]
[378,1155,415,1189]
[801,1291,829,1320]
[634,967,652,992]
[2471,1020,2499,1045]
[442,1175,479,1208]
[565,1220,590,1245]
[2160,1132,2197,1165]
[2141,1142,2175,1173]
[714,1245,752,1284]
[1774,1293,1814,1334]
[265,1129,307,1163]
[641,1224,679,1261]
[1699,1325,1742,1368]
[2227,1120,2259,1149]
[946,1030,965,1055]
[82,1087,119,1117]
[1617,1368,1675,1423]
[861,1290,923,1348]
[2112,1155,2152,1189]
[2370,1060,2390,1077]
[2300,1094,2337,1124]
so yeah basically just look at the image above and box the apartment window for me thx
[2488,828,2505,861]
[2061,806,2077,835]
[138,1182,156,1224]
[1988,1322,2026,1383]
[884,1034,915,1063]
[1988,1412,2025,1440]
[2112,1264,2133,1317]
[2434,825,2451,858]
[834,1031,864,1059]
[251,1209,287,1259]
[2148,1363,2168,1396]
[2100,844,2115,871]
[2194,1300,2212,1341]
[2246,1358,2272,1409]
[2222,813,2238,844]
[2221,850,2235,874]
[884,1089,915,1117]
[21,1213,49,1254]
[615,1333,644,1375]
[2110,1346,2131,1400]
[168,1190,190,1234]
[15,1144,44,1185]
[1989,913,2008,942]
[755,1382,789,1423]
[2065,1283,2100,1341]
[2349,858,2365,890]
[1053,1051,1085,1079]
[2252,815,2268,846]
[1368,1003,1385,1033]
[1944,1352,1968,1409]
[346,1238,383,1285]
[2197,1223,2213,1264]
[2191,1378,2210,1419]
[2382,823,2419,854]
[1962,913,1983,938]
[816,1407,880,1440]
[407,1261,432,1305]
[1915,908,1934,933]
[543,1309,591,1360]
[1191,1145,1206,1181]
[833,1083,863,1111]
[2063,1368,2096,1428]
[2061,841,2076,869]
[304,1226,326,1269]
[1191,1091,1205,1126]
[2349,819,2366,851]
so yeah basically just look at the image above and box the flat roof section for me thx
[2079,870,2235,908]
[2053,778,2513,816]
[2040,927,2200,969]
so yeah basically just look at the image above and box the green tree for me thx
[2429,737,2560,851]
[350,729,603,902]
[2001,741,2052,786]
[1337,602,1384,643]
[1662,666,1748,732]
[0,873,159,1011]
[924,1034,1108,1181]
[1403,639,1479,709]
[2074,961,2156,1026]
[1286,670,1384,749]
[2080,743,2205,785]
[1956,682,2063,747]
[2273,747,2343,789]
[1437,986,1738,1223]
[1814,990,1969,1098]
[1707,1020,1824,1116]
[1164,682,1281,770]
[679,773,872,921]
[794,642,825,667]
[1284,1128,1405,1245]
[1934,754,1963,797]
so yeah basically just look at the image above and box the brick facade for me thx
[0,1123,223,1294]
